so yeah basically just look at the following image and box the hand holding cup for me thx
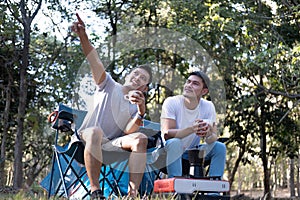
[124,90,145,105]
[193,119,212,137]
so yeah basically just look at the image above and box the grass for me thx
[0,192,48,200]
[0,193,174,200]
[0,189,177,200]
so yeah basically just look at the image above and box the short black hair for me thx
[189,71,210,89]
[135,64,153,85]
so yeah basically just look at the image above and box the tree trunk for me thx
[297,154,300,197]
[282,159,288,188]
[259,76,271,200]
[273,158,278,196]
[11,0,42,189]
[229,143,246,187]
[290,158,295,197]
[0,78,12,186]
[13,25,29,190]
[261,128,271,200]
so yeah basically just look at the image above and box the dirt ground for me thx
[231,188,300,199]
[1,186,299,199]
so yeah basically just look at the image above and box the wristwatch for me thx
[136,113,146,120]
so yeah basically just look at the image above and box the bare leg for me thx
[128,151,147,196]
[81,127,104,192]
[121,133,148,197]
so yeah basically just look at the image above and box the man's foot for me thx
[90,189,106,200]
[121,195,136,200]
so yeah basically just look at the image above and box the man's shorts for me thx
[74,130,132,152]
[101,136,126,152]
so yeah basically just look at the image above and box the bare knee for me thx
[131,133,148,152]
[82,127,103,146]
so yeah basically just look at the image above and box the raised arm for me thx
[71,13,106,85]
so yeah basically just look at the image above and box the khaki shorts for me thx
[74,131,127,152]
[101,136,126,152]
[70,130,126,152]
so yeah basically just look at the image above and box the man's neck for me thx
[122,85,132,94]
[184,96,201,110]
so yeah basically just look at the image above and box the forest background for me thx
[0,0,299,200]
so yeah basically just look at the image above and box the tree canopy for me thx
[0,0,299,198]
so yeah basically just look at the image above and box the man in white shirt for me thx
[160,71,226,178]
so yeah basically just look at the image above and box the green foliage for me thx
[0,0,85,188]
[1,0,299,196]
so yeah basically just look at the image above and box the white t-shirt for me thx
[79,73,138,139]
[161,95,216,150]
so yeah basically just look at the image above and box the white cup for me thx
[202,119,213,127]
[124,90,139,101]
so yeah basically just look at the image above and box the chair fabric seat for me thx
[41,103,162,199]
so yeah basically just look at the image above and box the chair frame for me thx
[46,105,130,199]
[44,104,163,199]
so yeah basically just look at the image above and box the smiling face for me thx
[124,67,151,92]
[183,75,209,100]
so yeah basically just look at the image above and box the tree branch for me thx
[5,0,23,24]
[29,0,43,24]
[279,99,300,123]
[257,84,300,99]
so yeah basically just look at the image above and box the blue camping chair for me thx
[40,103,162,199]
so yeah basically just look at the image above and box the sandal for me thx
[90,189,106,200]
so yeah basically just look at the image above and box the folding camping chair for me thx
[41,103,163,199]
[42,104,132,199]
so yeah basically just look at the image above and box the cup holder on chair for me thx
[48,110,74,132]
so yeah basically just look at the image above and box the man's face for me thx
[183,75,208,99]
[124,68,150,91]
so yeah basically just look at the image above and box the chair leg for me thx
[97,160,130,197]
[100,163,126,197]
[62,155,90,195]
[99,165,120,197]
[142,164,157,194]
[63,147,90,196]
[50,146,90,199]
[53,149,69,197]
[56,151,90,198]
[48,150,56,199]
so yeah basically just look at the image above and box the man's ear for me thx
[202,88,209,96]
